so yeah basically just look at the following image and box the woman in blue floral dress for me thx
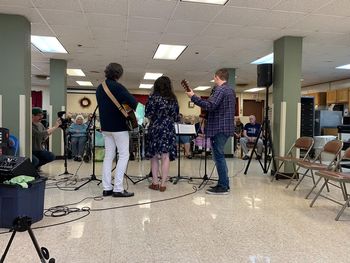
[145,76,179,192]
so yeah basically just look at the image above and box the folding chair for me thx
[310,147,350,220]
[273,137,314,188]
[294,140,343,199]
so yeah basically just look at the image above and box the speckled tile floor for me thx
[1,156,349,263]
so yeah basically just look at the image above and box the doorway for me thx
[243,100,264,123]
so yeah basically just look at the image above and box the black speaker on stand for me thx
[244,63,277,175]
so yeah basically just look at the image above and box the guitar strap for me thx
[101,81,129,118]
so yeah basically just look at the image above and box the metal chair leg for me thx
[310,179,328,207]
[293,169,309,191]
[335,196,350,221]
[305,176,322,199]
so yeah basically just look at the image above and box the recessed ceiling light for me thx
[181,0,228,5]
[144,73,163,80]
[139,84,153,89]
[76,81,93,86]
[194,86,211,91]
[244,88,265,92]
[153,44,187,60]
[67,69,85,76]
[31,35,67,53]
[251,53,273,64]
[336,64,350,70]
[210,79,214,82]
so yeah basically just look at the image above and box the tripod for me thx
[1,217,55,263]
[58,125,73,177]
[244,85,277,175]
[74,106,102,190]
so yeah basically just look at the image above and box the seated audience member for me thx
[240,115,263,160]
[68,115,88,162]
[234,116,244,152]
[194,114,211,151]
[176,113,192,159]
[32,107,61,169]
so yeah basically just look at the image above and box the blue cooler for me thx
[0,176,46,228]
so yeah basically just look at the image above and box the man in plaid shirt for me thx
[186,68,236,194]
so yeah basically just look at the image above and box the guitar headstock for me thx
[181,79,191,92]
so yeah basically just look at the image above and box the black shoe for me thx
[76,156,82,162]
[73,156,78,161]
[102,190,113,196]
[209,185,230,191]
[186,155,192,159]
[242,155,249,160]
[112,190,134,197]
[206,186,229,195]
[256,155,261,160]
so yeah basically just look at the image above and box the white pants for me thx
[102,131,129,192]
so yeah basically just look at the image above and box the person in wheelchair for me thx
[68,115,88,162]
[194,114,211,153]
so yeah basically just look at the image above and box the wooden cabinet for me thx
[308,92,326,106]
[336,88,349,103]
[326,90,337,104]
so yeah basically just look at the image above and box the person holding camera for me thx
[32,107,61,170]
[68,115,87,162]
[96,63,138,198]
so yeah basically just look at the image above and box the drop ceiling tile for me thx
[172,2,222,22]
[213,6,264,26]
[254,10,306,29]
[80,0,128,15]
[129,0,177,19]
[272,0,332,13]
[32,0,81,12]
[202,23,243,38]
[314,0,350,17]
[127,31,162,42]
[128,17,168,32]
[226,0,282,9]
[31,23,53,35]
[166,20,208,35]
[86,13,127,30]
[288,14,350,33]
[39,9,87,26]
[0,0,32,7]
[158,33,195,45]
[90,27,126,42]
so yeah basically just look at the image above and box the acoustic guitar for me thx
[181,79,208,119]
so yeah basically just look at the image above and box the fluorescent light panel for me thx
[244,88,265,93]
[181,0,228,5]
[251,53,273,64]
[31,35,67,53]
[153,44,187,60]
[194,86,211,91]
[336,64,350,69]
[67,69,85,76]
[144,73,163,80]
[139,84,153,89]
[76,81,93,86]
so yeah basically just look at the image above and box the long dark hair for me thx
[153,76,177,102]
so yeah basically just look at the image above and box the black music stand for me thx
[74,106,102,190]
[170,123,196,184]
[189,132,217,188]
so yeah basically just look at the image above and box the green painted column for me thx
[225,68,236,156]
[49,59,67,156]
[0,14,31,157]
[273,36,303,172]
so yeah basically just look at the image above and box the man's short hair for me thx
[32,107,43,116]
[104,63,123,80]
[215,68,229,81]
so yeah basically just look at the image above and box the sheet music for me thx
[175,124,196,135]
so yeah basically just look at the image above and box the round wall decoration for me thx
[79,97,91,108]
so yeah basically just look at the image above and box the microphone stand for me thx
[74,106,102,190]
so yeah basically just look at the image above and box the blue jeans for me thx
[32,150,55,168]
[211,133,229,190]
[71,136,87,157]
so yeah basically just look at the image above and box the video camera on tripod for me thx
[57,111,70,129]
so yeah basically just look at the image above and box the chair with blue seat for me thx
[8,134,19,156]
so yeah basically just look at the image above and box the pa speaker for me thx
[0,155,39,183]
[257,64,273,87]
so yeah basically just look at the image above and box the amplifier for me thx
[0,155,39,183]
